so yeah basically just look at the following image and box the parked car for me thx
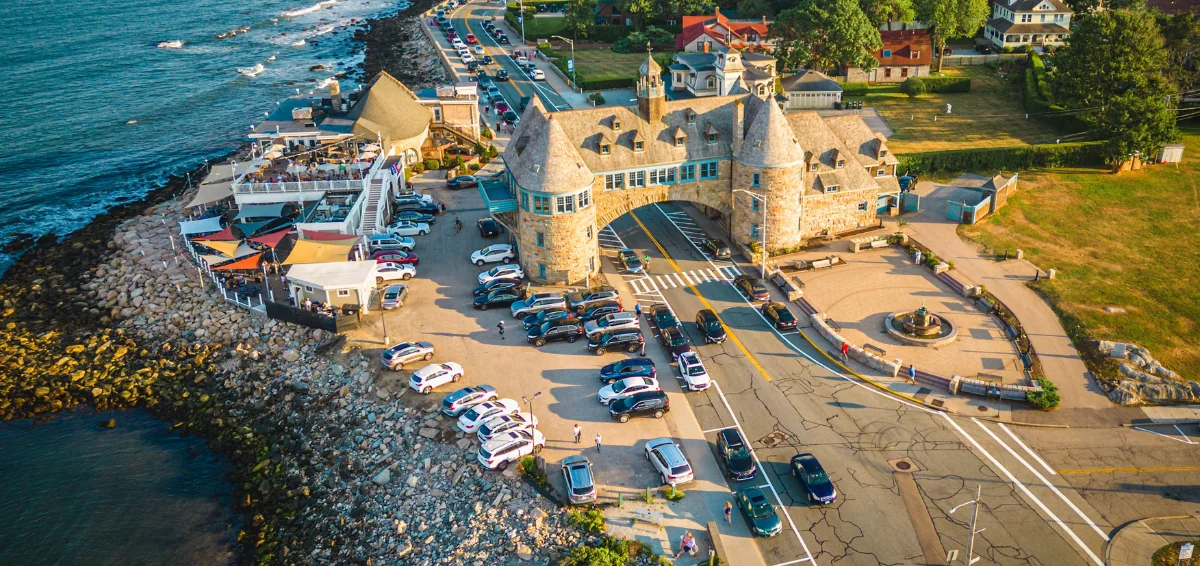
[374,251,419,266]
[579,302,622,323]
[649,303,677,329]
[397,200,441,214]
[478,264,524,284]
[451,38,465,49]
[644,437,692,485]
[598,358,655,383]
[394,211,436,224]
[527,319,583,347]
[461,54,476,64]
[676,351,711,391]
[736,487,783,537]
[502,110,519,124]
[587,329,644,356]
[658,326,692,360]
[717,428,757,480]
[791,453,837,505]
[519,95,531,110]
[561,456,597,504]
[496,69,510,81]
[609,390,669,423]
[498,35,509,44]
[472,278,525,297]
[617,248,643,273]
[473,286,526,310]
[478,429,545,470]
[478,218,500,237]
[568,287,619,313]
[733,275,770,302]
[466,33,477,44]
[458,399,520,433]
[368,235,415,253]
[381,284,409,310]
[494,100,510,113]
[380,341,434,370]
[597,376,660,405]
[471,243,516,266]
[762,301,798,330]
[394,192,433,205]
[486,85,501,99]
[375,262,416,285]
[701,238,731,259]
[477,412,538,441]
[408,362,464,394]
[531,69,545,80]
[695,309,727,344]
[387,221,430,237]
[511,292,566,318]
[440,384,498,417]
[584,311,639,337]
[447,175,478,190]
[522,307,573,331]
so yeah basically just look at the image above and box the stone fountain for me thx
[885,301,958,347]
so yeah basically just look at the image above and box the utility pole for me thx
[948,485,984,565]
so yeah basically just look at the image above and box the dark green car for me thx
[735,487,782,537]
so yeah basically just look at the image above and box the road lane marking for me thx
[997,422,1058,476]
[771,559,816,566]
[943,415,1105,566]
[1056,465,1200,475]
[702,426,737,433]
[1174,424,1197,444]
[673,273,686,287]
[973,419,1109,541]
[1133,426,1198,444]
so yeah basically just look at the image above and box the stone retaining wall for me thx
[811,314,903,377]
[418,14,460,81]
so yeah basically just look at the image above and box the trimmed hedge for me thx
[842,82,869,96]
[896,142,1104,175]
[586,24,633,43]
[920,76,971,93]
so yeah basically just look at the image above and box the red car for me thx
[375,251,419,266]
[494,101,510,113]
[466,34,477,44]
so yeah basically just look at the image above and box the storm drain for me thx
[888,458,920,473]
[758,430,791,448]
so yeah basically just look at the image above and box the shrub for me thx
[560,546,627,566]
[1013,44,1031,53]
[481,125,493,140]
[1002,45,1015,54]
[920,76,971,93]
[841,82,869,96]
[896,142,1104,175]
[410,163,426,174]
[586,24,633,43]
[468,162,481,171]
[612,27,673,53]
[487,144,499,158]
[457,164,469,174]
[589,91,607,105]
[663,485,686,501]
[641,490,657,504]
[901,76,927,98]
[519,456,552,490]
[567,509,606,534]
[1027,378,1061,409]
[423,159,441,170]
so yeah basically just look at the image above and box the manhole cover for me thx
[887,458,920,473]
[896,461,912,471]
[978,405,990,412]
[758,430,791,448]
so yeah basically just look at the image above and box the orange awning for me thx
[212,252,264,271]
[198,239,242,257]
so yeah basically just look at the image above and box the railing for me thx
[183,239,266,311]
[233,179,366,194]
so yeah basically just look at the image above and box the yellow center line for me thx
[1057,465,1200,476]
[628,211,773,382]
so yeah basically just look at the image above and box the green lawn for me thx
[852,66,1070,154]
[960,126,1200,381]
[505,13,567,39]
[567,48,673,81]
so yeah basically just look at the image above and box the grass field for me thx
[852,66,1069,154]
[960,126,1200,381]
[505,13,566,38]
[568,48,673,81]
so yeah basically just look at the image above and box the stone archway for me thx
[594,184,732,231]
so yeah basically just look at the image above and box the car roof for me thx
[628,390,667,401]
[792,453,824,472]
[562,455,590,466]
[718,428,745,446]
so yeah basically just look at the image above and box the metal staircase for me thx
[359,157,400,235]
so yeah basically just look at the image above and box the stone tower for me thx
[731,98,806,252]
[636,53,665,124]
[504,109,598,285]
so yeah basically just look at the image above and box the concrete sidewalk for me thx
[902,177,1114,413]
[1106,516,1200,566]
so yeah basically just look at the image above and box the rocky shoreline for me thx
[0,4,590,566]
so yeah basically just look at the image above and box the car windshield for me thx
[752,283,768,293]
[667,331,686,346]
[684,363,706,376]
[463,406,485,420]
[384,290,398,299]
[750,499,774,519]
[729,445,751,460]
[612,379,639,393]
[807,471,829,484]
[670,464,690,475]
[778,309,795,322]
[705,321,722,332]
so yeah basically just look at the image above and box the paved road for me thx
[602,203,1113,566]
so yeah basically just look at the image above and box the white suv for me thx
[478,429,545,470]
[408,362,464,394]
[375,262,416,285]
[584,312,640,337]
[511,292,566,318]
[458,399,520,433]
[471,243,516,266]
[478,264,524,284]
[677,351,711,391]
[477,412,538,441]
[646,437,694,486]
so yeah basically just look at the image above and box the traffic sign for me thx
[517,15,523,24]
[1181,542,1194,560]
[567,59,574,72]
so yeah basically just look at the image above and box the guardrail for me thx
[234,179,365,194]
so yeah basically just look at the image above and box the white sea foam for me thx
[237,63,265,77]
[291,39,307,46]
[281,0,338,17]
[157,40,184,49]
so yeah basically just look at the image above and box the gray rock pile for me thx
[1098,341,1198,405]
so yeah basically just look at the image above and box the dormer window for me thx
[837,159,845,169]
[600,144,611,155]
[686,111,696,124]
[705,123,718,144]
[912,51,920,59]
[634,141,644,151]
[880,149,888,157]
[612,119,622,131]
[632,130,645,151]
[825,184,839,193]
[810,163,819,172]
[675,136,685,147]
[707,132,717,143]
[882,49,892,58]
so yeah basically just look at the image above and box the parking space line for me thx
[771,558,816,566]
[702,426,738,433]
[997,422,1058,476]
[1133,426,1198,444]
[973,419,1109,541]
[1174,424,1197,444]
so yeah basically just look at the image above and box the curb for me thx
[1121,420,1200,428]
[1103,515,1198,566]
[974,416,1070,428]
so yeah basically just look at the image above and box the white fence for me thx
[182,237,266,311]
[233,179,365,194]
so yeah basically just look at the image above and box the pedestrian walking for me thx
[914,250,923,265]
[907,364,916,384]
[635,303,642,318]
[455,216,462,234]
[498,320,506,340]
[724,501,733,525]
[594,433,602,452]
[573,424,581,443]
[643,255,651,271]
[439,201,447,214]
[841,341,850,363]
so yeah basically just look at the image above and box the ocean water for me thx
[0,0,409,273]
[0,410,239,565]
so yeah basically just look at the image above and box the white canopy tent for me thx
[186,180,233,209]
[178,216,224,236]
[234,203,287,221]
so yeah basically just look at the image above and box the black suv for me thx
[579,301,622,323]
[588,330,644,356]
[609,390,670,423]
[473,278,524,297]
[527,320,583,347]
[702,238,732,260]
[695,309,727,344]
[474,287,525,310]
[717,428,757,481]
[523,308,573,331]
[734,275,770,302]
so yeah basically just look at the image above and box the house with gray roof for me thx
[669,48,776,99]
[983,0,1072,49]
[780,70,843,110]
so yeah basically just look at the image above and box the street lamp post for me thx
[948,485,984,565]
[521,391,543,438]
[376,290,390,345]
[733,189,768,278]
[550,35,576,88]
[518,0,526,44]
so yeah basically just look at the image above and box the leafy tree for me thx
[901,76,926,98]
[771,0,882,73]
[1156,10,1200,93]
[564,0,598,39]
[664,0,715,17]
[737,0,774,19]
[1062,0,1100,14]
[618,0,656,30]
[859,0,915,28]
[1054,9,1179,165]
[912,0,988,71]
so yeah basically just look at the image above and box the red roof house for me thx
[843,30,932,84]
[676,8,773,53]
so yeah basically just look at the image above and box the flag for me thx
[391,163,400,175]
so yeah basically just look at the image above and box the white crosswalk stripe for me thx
[682,271,696,285]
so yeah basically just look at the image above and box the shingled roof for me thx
[349,72,431,142]
[822,115,900,168]
[736,100,804,168]
[501,109,594,194]
[785,112,881,195]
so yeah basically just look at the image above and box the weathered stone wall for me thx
[799,188,879,239]
[730,162,805,250]
[810,314,903,377]
[517,204,598,286]
[593,162,733,229]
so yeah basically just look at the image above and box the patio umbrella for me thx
[361,143,381,151]
[318,163,341,171]
[358,151,377,160]
[244,159,271,168]
[199,239,242,257]
[286,165,306,174]
[351,162,371,170]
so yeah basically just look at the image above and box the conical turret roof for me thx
[639,53,662,76]
[735,100,804,168]
[503,111,594,194]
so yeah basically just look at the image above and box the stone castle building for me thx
[500,55,900,285]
